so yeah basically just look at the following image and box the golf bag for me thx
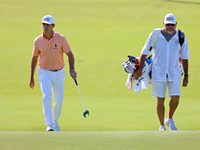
[122,55,152,93]
[122,55,153,82]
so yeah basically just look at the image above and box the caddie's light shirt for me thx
[141,29,190,82]
[32,31,71,70]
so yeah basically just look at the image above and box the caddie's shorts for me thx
[152,78,180,98]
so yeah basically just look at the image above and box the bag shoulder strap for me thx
[149,28,161,51]
[178,29,185,46]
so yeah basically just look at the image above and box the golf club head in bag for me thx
[122,55,139,75]
[179,56,184,75]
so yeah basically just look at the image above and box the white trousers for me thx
[38,67,66,126]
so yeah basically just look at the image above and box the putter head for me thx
[83,110,89,118]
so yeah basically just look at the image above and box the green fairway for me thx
[0,0,200,133]
[1,131,200,150]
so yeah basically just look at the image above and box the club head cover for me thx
[128,55,136,63]
[122,61,136,74]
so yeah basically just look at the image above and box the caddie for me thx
[29,15,77,131]
[134,13,190,131]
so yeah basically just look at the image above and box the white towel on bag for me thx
[125,61,149,93]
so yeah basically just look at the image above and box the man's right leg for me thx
[38,68,53,130]
[164,80,180,130]
[157,97,165,126]
[152,80,167,130]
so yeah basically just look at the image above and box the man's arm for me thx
[182,59,189,87]
[29,56,38,89]
[66,51,77,79]
[134,54,147,79]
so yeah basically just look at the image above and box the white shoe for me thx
[164,116,169,127]
[159,125,166,131]
[46,125,54,131]
[53,121,60,131]
[168,118,177,130]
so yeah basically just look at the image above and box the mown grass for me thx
[0,0,199,132]
[1,131,200,150]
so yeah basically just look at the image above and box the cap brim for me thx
[164,21,176,24]
[40,21,53,24]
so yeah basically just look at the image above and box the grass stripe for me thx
[0,131,200,150]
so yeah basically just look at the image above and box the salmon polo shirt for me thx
[32,31,71,70]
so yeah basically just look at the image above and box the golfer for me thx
[134,13,190,130]
[29,15,77,131]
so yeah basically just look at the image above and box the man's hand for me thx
[66,51,77,79]
[133,54,147,79]
[133,67,143,79]
[29,56,38,89]
[70,69,77,79]
[29,77,35,89]
[182,59,189,87]
[182,76,188,87]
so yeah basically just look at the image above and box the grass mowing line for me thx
[0,131,200,150]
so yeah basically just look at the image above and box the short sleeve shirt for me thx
[141,29,190,82]
[32,32,71,70]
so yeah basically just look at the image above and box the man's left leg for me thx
[169,96,180,119]
[165,80,181,130]
[52,69,66,131]
[165,96,179,130]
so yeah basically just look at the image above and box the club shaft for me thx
[75,84,87,110]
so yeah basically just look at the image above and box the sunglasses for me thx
[166,24,175,27]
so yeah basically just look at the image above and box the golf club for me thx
[74,78,90,118]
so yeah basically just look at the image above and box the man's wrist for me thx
[70,69,75,72]
[184,74,189,77]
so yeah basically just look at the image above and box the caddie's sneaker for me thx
[53,121,60,131]
[164,116,169,127]
[46,125,54,131]
[159,125,166,131]
[168,118,177,130]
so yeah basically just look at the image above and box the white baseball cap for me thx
[41,15,55,24]
[164,13,176,24]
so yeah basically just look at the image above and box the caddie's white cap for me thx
[41,15,55,24]
[164,13,176,24]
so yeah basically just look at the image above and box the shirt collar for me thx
[159,29,178,40]
[42,31,55,40]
